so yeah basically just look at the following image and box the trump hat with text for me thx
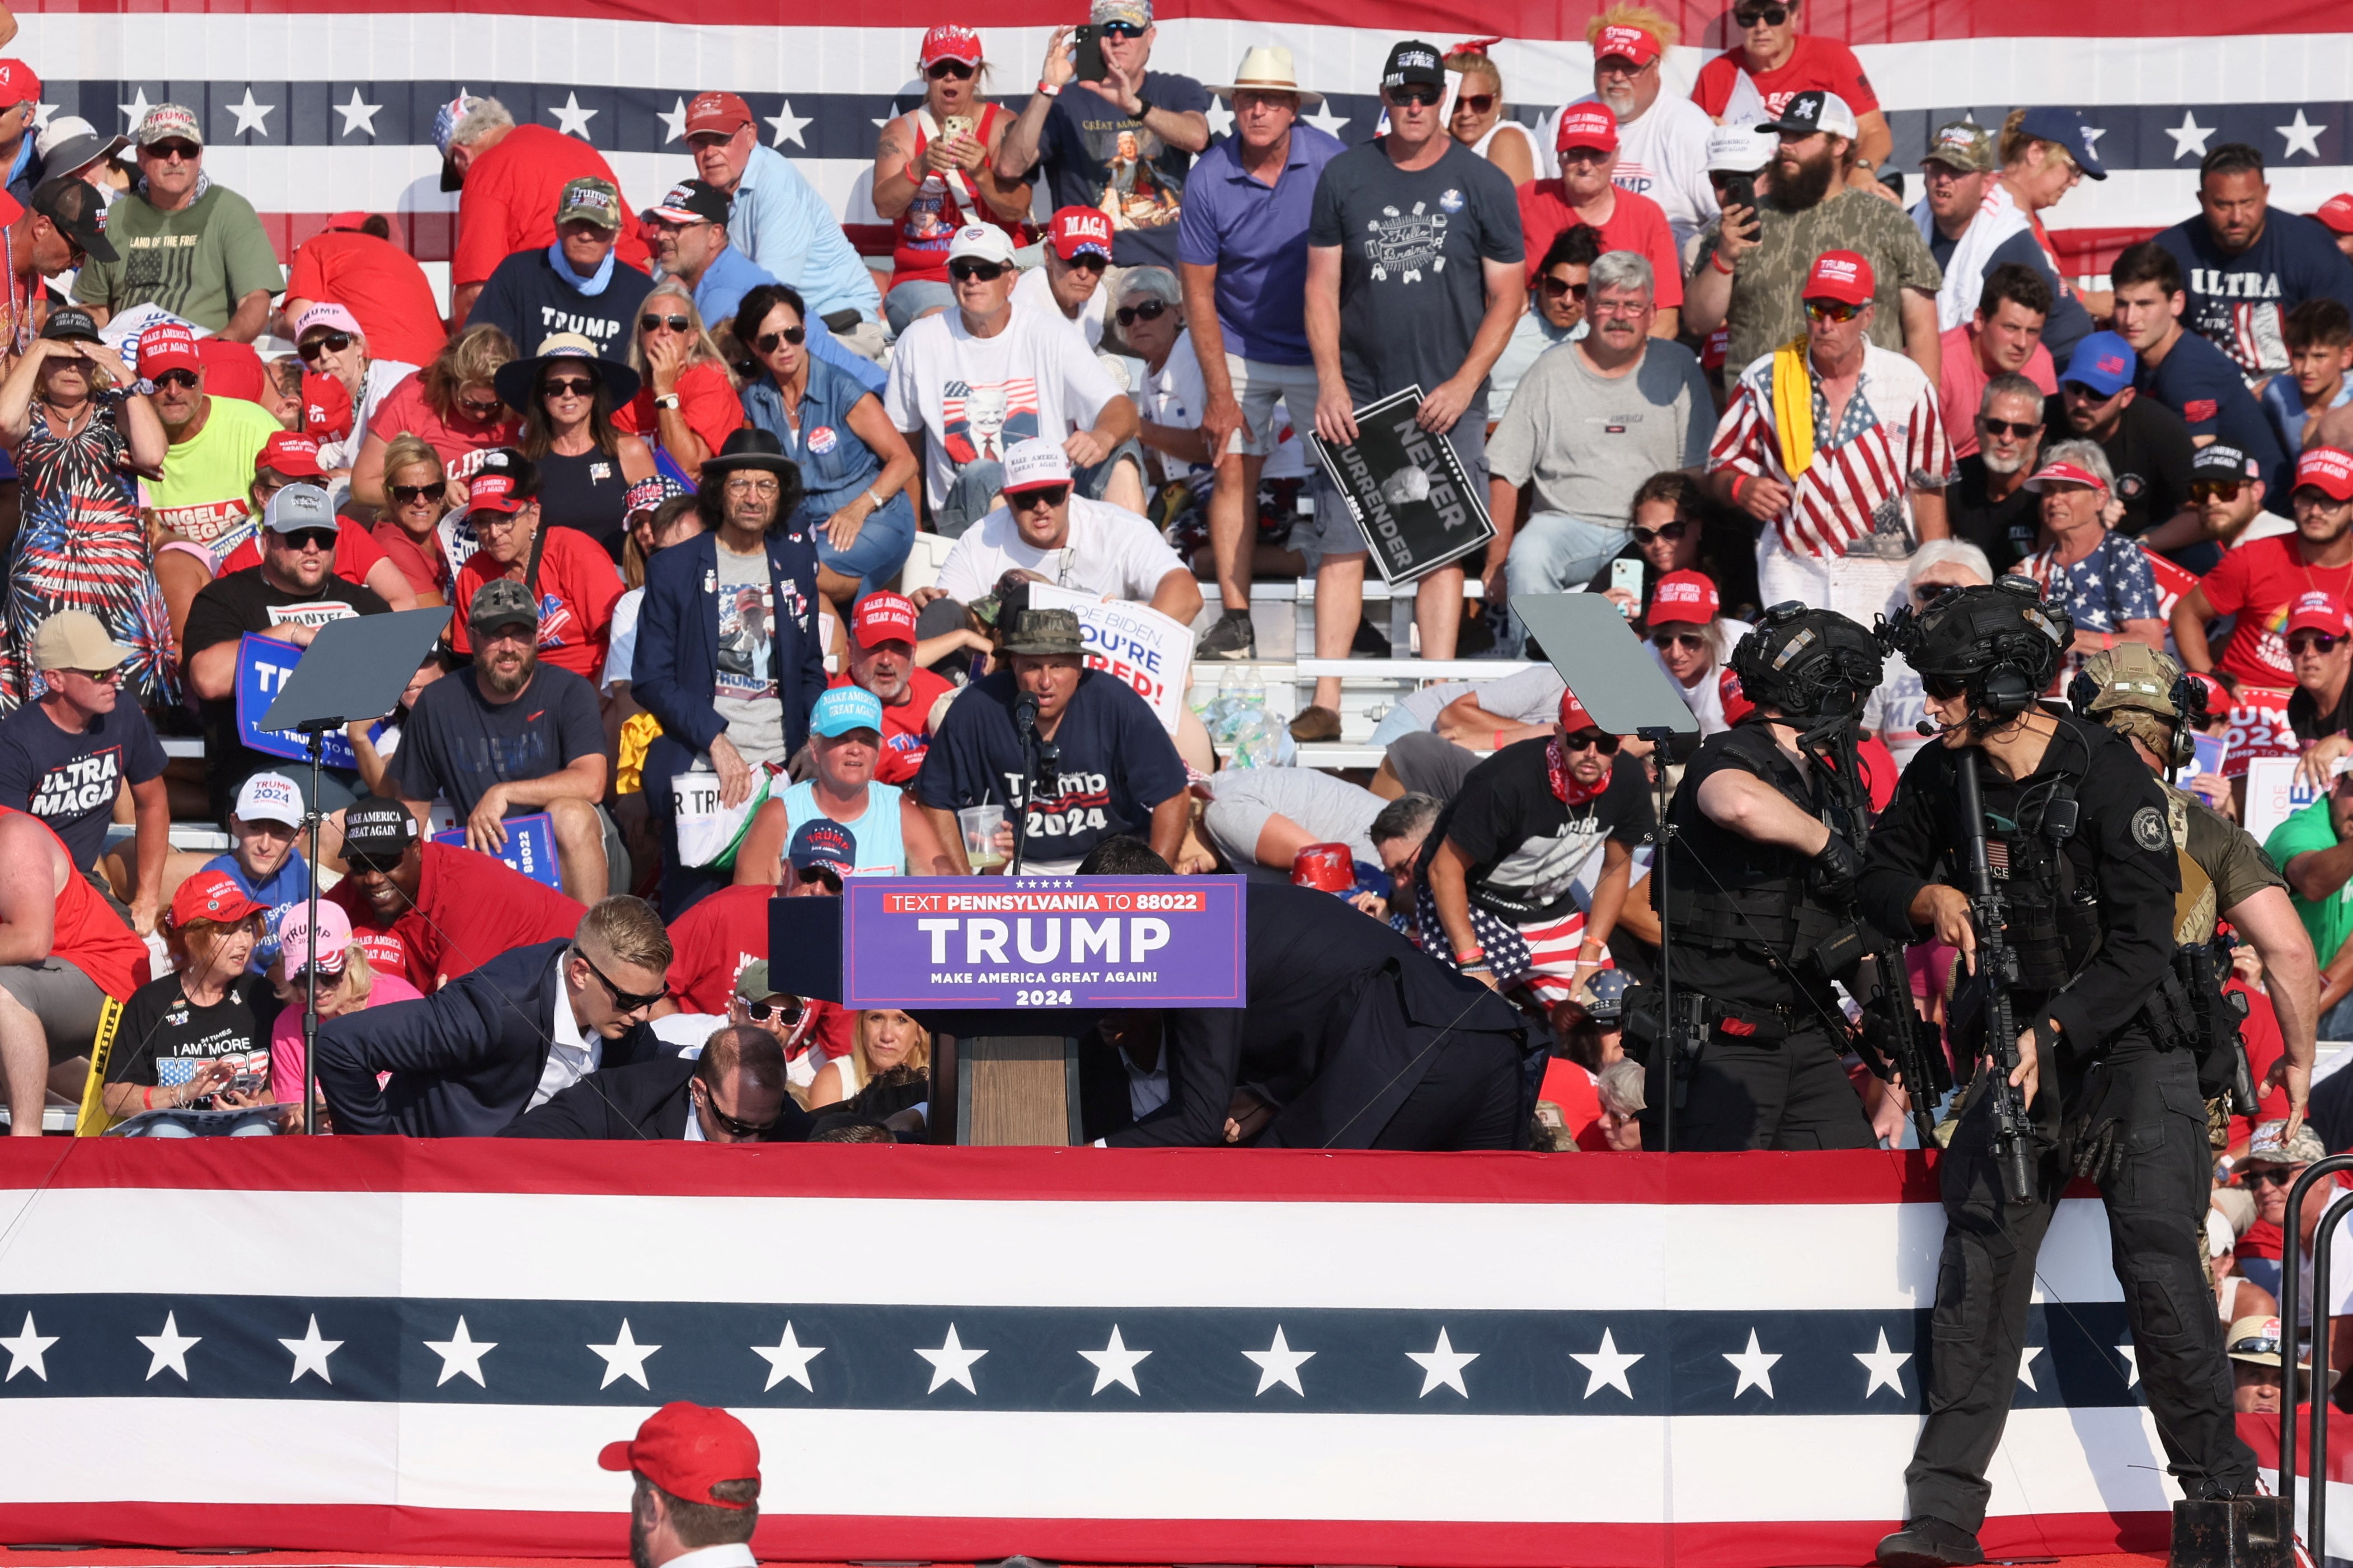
[1802,250,1873,307]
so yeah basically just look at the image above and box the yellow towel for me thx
[1769,336,1815,479]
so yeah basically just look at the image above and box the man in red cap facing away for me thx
[599,1403,762,1568]
[1709,248,1954,618]
[1516,106,1682,336]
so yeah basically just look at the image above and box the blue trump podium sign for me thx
[430,814,563,891]
[235,634,359,769]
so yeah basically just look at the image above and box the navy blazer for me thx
[315,939,665,1136]
[502,1053,816,1142]
[631,527,828,760]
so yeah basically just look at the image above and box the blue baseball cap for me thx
[789,819,857,876]
[2017,107,2107,181]
[2060,331,2137,398]
[810,686,885,739]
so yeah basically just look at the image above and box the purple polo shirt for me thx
[1176,123,1348,367]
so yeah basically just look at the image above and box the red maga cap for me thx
[2023,459,2107,494]
[0,60,41,108]
[137,323,204,380]
[1802,250,1873,307]
[1648,569,1718,625]
[2316,194,2353,236]
[852,591,919,648]
[1558,688,1605,734]
[2296,446,2353,502]
[597,1402,760,1509]
[259,431,324,478]
[685,91,753,137]
[170,868,261,930]
[1554,105,1619,155]
[468,471,527,515]
[919,24,984,68]
[1717,666,1755,725]
[1290,843,1355,893]
[1591,24,1661,66]
[303,371,355,440]
[1048,205,1114,261]
[2286,590,2352,639]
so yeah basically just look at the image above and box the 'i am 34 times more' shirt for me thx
[913,670,1187,867]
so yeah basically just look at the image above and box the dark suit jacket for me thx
[315,940,665,1136]
[631,527,828,767]
[502,1053,815,1142]
[1107,883,1528,1149]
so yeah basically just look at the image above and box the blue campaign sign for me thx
[835,875,1247,1009]
[430,813,563,891]
[235,635,358,768]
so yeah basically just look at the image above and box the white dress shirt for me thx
[661,1544,755,1568]
[528,950,601,1111]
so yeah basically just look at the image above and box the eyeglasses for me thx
[64,665,125,684]
[541,376,598,398]
[1013,484,1070,510]
[1541,276,1588,301]
[724,475,781,495]
[698,1088,781,1139]
[389,483,440,505]
[1561,730,1621,754]
[1064,253,1110,275]
[2190,480,2245,503]
[926,59,977,79]
[2289,631,2344,655]
[1631,520,1687,545]
[2245,1168,2302,1188]
[797,865,845,890]
[1734,4,1790,24]
[1979,417,2040,439]
[144,139,201,162]
[1590,298,1650,319]
[457,395,504,421]
[1805,298,1863,323]
[297,331,354,362]
[950,259,1007,283]
[577,948,666,1013]
[755,328,806,353]
[278,528,338,552]
[151,368,198,391]
[1115,298,1169,327]
[640,314,693,335]
[1386,86,1444,108]
[1454,93,1496,115]
[1652,632,1708,651]
[741,995,805,1025]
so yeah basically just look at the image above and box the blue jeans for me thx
[885,280,957,336]
[804,491,917,599]
[124,1110,280,1137]
[1506,512,1632,599]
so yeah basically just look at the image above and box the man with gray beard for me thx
[389,577,615,902]
[1945,373,2046,572]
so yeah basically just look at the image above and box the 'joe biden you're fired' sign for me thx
[838,876,1248,1009]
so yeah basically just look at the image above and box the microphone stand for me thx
[1639,724,1679,1151]
[294,716,342,1135]
[1011,695,1039,877]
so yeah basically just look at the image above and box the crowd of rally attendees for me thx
[1,0,2352,1288]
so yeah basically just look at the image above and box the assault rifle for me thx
[1954,749,2037,1204]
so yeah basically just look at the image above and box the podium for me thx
[768,877,1249,1146]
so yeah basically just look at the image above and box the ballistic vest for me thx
[1662,725,1845,961]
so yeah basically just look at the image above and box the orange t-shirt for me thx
[452,125,652,292]
[448,524,622,681]
[283,231,450,368]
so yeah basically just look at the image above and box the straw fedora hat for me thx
[1210,45,1324,106]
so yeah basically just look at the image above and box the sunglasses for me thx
[1652,632,1708,651]
[950,259,1008,283]
[1979,417,2040,439]
[1454,93,1497,115]
[1561,730,1621,754]
[1115,298,1169,327]
[796,865,846,890]
[1734,4,1790,23]
[297,331,354,362]
[389,483,440,505]
[1100,20,1146,36]
[2289,631,2344,655]
[64,665,125,684]
[1541,276,1589,301]
[151,368,199,391]
[2245,1168,2300,1188]
[1013,483,1072,510]
[1921,672,1971,701]
[640,314,692,335]
[2190,480,2244,503]
[742,994,805,1025]
[1804,298,1863,323]
[2060,380,2115,402]
[278,528,338,552]
[541,376,598,398]
[579,948,666,1013]
[699,1090,781,1139]
[457,396,504,420]
[1386,86,1444,108]
[1063,252,1110,275]
[926,59,976,79]
[1631,520,1687,545]
[755,326,807,352]
[145,139,201,162]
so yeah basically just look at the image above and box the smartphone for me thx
[1070,24,1108,84]
[1718,171,1756,222]
[1610,557,1644,611]
[941,112,975,144]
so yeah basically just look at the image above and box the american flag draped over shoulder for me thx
[1709,343,1958,561]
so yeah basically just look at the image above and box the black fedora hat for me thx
[702,426,799,477]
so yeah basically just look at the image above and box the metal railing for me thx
[2274,1154,2353,1555]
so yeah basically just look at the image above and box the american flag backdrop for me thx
[0,1140,2233,1565]
[7,0,2353,302]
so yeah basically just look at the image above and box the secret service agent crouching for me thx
[1641,604,1885,1151]
[1863,579,2257,1568]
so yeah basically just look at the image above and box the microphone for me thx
[1917,719,1941,737]
[1013,692,1039,741]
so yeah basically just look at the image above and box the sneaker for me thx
[1289,705,1341,743]
[1196,610,1255,660]
[1875,1518,1984,1568]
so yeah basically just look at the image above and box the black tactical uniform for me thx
[1645,606,1886,1150]
[1864,583,2257,1568]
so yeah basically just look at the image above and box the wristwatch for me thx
[653,393,680,410]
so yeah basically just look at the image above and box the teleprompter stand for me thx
[259,608,451,1133]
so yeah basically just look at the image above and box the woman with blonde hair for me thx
[806,1008,930,1115]
[349,322,521,508]
[1995,107,2110,354]
[369,433,454,602]
[616,278,741,486]
[1443,39,1538,186]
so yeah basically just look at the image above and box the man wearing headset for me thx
[1643,603,1887,1151]
[2069,642,2317,1141]
[1862,580,2258,1568]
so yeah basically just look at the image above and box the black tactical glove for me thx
[2056,1053,2131,1186]
[1809,830,1864,903]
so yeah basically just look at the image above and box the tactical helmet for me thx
[1880,576,2073,726]
[2066,642,2206,768]
[1728,603,1884,721]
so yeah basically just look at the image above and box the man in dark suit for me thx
[1075,840,1534,1149]
[505,1024,814,1141]
[316,895,674,1135]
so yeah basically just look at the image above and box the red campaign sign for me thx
[2141,543,2199,621]
[2224,686,2298,779]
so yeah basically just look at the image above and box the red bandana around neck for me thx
[1547,736,1610,806]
